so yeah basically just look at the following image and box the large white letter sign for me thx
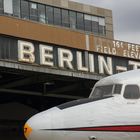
[18,40,35,63]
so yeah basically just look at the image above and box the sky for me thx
[71,0,140,44]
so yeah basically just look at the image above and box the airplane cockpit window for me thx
[91,85,113,99]
[114,84,122,94]
[124,85,140,99]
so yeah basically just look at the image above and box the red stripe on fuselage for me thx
[73,125,140,132]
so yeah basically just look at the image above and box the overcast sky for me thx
[72,0,140,44]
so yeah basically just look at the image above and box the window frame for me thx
[62,9,70,27]
[46,5,54,24]
[84,14,92,32]
[91,16,99,34]
[113,84,122,94]
[13,0,21,17]
[21,0,29,19]
[29,2,38,21]
[53,7,62,26]
[91,85,114,99]
[123,84,140,99]
[69,10,77,29]
[38,3,46,23]
[76,12,85,30]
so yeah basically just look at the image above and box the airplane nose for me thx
[24,123,32,138]
[23,107,62,140]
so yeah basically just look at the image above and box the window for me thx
[38,4,45,23]
[54,7,61,26]
[13,0,20,17]
[92,16,99,34]
[4,0,13,15]
[99,17,105,26]
[70,11,76,29]
[124,85,140,99]
[1,0,106,35]
[0,0,3,14]
[77,12,84,30]
[114,84,122,94]
[99,17,105,35]
[92,21,99,34]
[99,25,105,35]
[29,2,38,21]
[46,6,53,24]
[21,0,29,19]
[84,14,92,32]
[62,9,69,27]
[91,85,113,99]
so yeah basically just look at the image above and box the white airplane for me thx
[24,69,140,140]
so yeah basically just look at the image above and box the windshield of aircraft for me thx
[91,85,113,99]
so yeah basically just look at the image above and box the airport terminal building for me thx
[0,0,140,139]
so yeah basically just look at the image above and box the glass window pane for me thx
[99,17,106,36]
[84,14,92,32]
[114,84,122,94]
[99,17,105,26]
[70,11,76,29]
[13,0,20,17]
[92,16,99,34]
[92,21,99,34]
[62,9,69,27]
[38,4,45,23]
[99,25,106,36]
[77,12,84,30]
[124,85,140,99]
[0,0,3,14]
[29,2,38,21]
[54,7,61,26]
[4,0,13,14]
[92,85,113,99]
[92,16,98,22]
[21,0,29,19]
[46,6,53,24]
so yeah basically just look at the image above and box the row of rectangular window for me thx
[0,0,106,36]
